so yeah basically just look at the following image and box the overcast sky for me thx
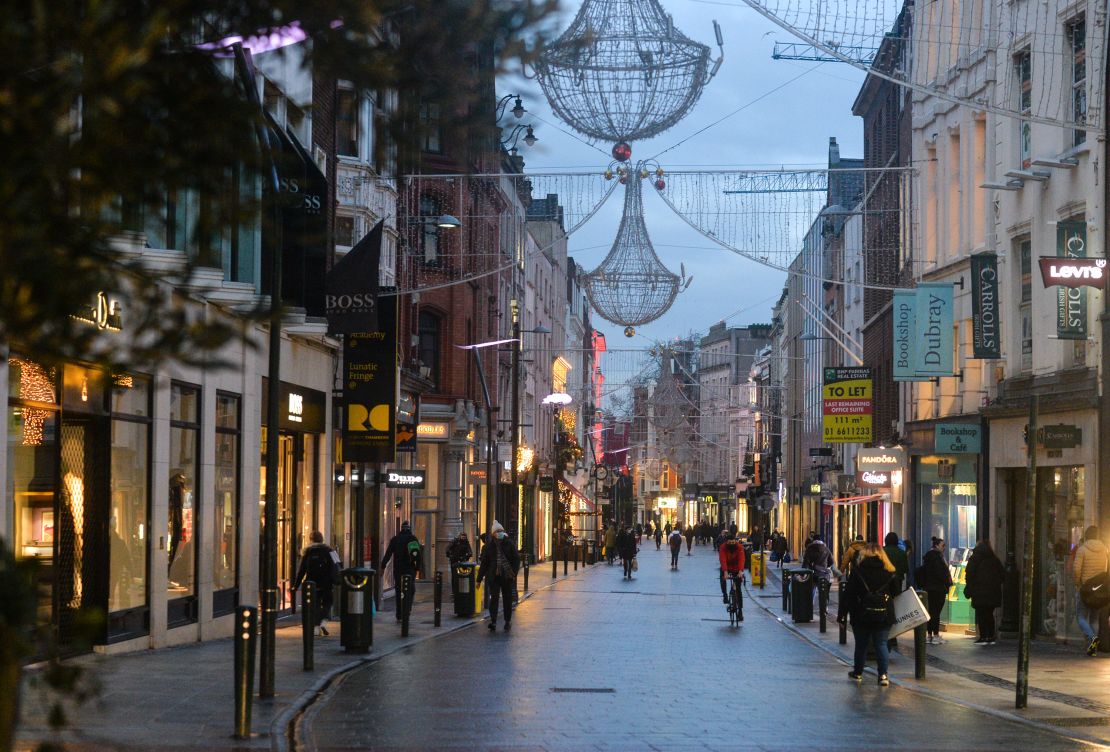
[502,0,866,358]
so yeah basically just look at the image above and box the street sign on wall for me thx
[822,367,872,444]
[935,423,981,453]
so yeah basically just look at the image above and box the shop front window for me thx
[917,455,979,625]
[168,383,200,625]
[108,374,151,638]
[213,393,240,615]
[1037,466,1085,640]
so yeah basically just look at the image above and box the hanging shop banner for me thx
[822,367,873,444]
[341,291,398,463]
[326,220,383,334]
[1038,257,1107,288]
[971,254,1001,359]
[892,289,925,381]
[1056,220,1088,340]
[913,283,954,376]
[935,423,981,453]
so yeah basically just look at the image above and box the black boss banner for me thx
[971,253,1000,359]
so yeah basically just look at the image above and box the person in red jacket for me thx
[719,532,746,619]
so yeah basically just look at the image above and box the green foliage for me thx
[0,0,556,368]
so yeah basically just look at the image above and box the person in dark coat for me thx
[684,524,695,555]
[654,524,663,550]
[293,531,341,635]
[617,524,638,579]
[964,539,1005,644]
[668,526,684,569]
[381,521,423,622]
[445,532,473,565]
[841,543,897,686]
[883,532,911,650]
[773,531,788,567]
[477,520,520,631]
[920,536,954,644]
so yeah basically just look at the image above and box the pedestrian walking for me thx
[477,521,520,632]
[617,523,638,579]
[1073,526,1109,655]
[380,521,423,622]
[882,532,910,650]
[664,521,672,536]
[293,531,341,635]
[772,531,788,568]
[635,522,643,547]
[964,539,1004,645]
[668,526,683,569]
[841,543,897,686]
[684,524,694,555]
[714,526,728,552]
[917,536,953,644]
[604,524,618,565]
[749,525,765,553]
[445,531,473,565]
[803,533,834,619]
[839,534,867,578]
[654,525,663,550]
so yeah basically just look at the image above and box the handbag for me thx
[632,557,639,572]
[889,587,930,637]
[1080,572,1110,610]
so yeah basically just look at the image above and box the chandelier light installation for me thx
[534,0,724,158]
[585,164,691,328]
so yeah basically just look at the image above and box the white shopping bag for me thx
[889,588,930,638]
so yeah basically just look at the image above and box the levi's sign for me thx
[1038,257,1107,288]
[385,469,426,488]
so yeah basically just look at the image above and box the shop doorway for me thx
[412,509,437,580]
[262,429,318,611]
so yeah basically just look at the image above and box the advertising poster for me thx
[822,367,873,444]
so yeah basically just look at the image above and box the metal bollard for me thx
[401,574,413,637]
[433,571,442,628]
[915,594,927,678]
[523,555,530,593]
[301,581,315,671]
[818,578,829,634]
[574,546,579,571]
[552,548,557,579]
[782,569,791,612]
[233,605,257,740]
[564,547,568,576]
[838,580,848,645]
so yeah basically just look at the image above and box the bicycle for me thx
[725,571,744,627]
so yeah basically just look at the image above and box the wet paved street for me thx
[301,543,1108,751]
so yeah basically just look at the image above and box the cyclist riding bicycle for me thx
[719,531,746,620]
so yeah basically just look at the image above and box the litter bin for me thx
[791,568,815,623]
[453,562,477,617]
[587,540,597,564]
[339,566,375,653]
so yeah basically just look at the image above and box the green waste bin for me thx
[340,567,375,653]
[453,562,477,617]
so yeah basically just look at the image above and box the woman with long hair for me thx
[841,542,897,686]
[920,537,954,644]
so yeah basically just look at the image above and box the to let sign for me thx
[822,367,873,444]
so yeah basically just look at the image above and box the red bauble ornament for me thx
[654,179,666,191]
[612,142,632,162]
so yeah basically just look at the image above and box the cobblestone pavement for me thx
[301,544,1110,751]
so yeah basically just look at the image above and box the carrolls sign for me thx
[385,469,426,488]
[1038,257,1107,289]
[971,254,1000,359]
[1055,220,1089,340]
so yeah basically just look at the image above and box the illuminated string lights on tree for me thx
[533,0,725,150]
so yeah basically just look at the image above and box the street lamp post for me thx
[508,307,549,549]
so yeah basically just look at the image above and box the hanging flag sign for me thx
[341,292,398,463]
[1038,257,1107,288]
[892,289,923,381]
[971,253,1001,359]
[822,367,873,444]
[1056,220,1088,340]
[913,282,954,376]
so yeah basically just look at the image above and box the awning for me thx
[821,493,887,507]
[559,480,596,512]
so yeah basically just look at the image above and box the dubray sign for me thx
[935,423,981,454]
[913,282,954,376]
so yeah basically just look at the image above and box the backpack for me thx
[406,537,423,572]
[857,574,894,627]
[304,546,339,585]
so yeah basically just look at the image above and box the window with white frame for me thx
[337,88,359,157]
[1069,18,1087,148]
[335,214,357,249]
[1015,50,1032,168]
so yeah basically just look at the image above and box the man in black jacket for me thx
[478,521,520,631]
[381,521,422,622]
[293,531,341,635]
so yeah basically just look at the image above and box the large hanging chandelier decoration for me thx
[534,0,724,156]
[585,163,692,328]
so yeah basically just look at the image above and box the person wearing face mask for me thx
[478,521,520,632]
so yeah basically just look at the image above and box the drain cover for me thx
[552,687,615,694]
